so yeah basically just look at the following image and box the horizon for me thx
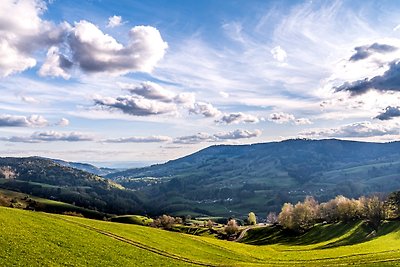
[1,0,400,163]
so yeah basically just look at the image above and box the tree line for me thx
[268,191,400,233]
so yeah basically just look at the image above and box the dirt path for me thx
[49,214,219,267]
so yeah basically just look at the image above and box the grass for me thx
[0,188,108,219]
[111,214,153,225]
[1,207,400,266]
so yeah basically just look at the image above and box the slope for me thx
[1,207,400,266]
[0,157,144,215]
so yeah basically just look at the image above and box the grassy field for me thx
[1,207,400,266]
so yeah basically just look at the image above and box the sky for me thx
[1,0,400,167]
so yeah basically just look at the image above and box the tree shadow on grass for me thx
[240,221,400,247]
[319,220,400,249]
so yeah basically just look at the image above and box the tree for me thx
[278,203,294,230]
[385,191,400,219]
[266,212,278,224]
[225,219,239,236]
[248,212,257,225]
[207,219,214,229]
[151,214,180,229]
[362,195,384,229]
[335,195,362,222]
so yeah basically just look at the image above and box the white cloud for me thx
[294,118,312,125]
[107,15,123,28]
[57,118,70,127]
[190,102,221,118]
[20,95,39,104]
[39,46,72,79]
[270,45,287,62]
[0,131,94,143]
[0,114,48,127]
[104,135,172,143]
[69,21,168,75]
[268,112,311,125]
[219,91,230,98]
[0,40,36,77]
[214,129,262,140]
[0,1,167,78]
[173,129,261,144]
[0,0,66,77]
[300,121,399,138]
[94,94,177,116]
[268,112,295,124]
[121,81,175,102]
[217,112,260,124]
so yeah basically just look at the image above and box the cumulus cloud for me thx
[217,112,259,124]
[189,102,221,118]
[68,21,168,75]
[104,135,172,143]
[95,82,200,117]
[173,129,261,144]
[39,46,72,79]
[94,95,177,116]
[269,112,295,123]
[375,106,400,120]
[121,81,175,102]
[336,61,400,95]
[0,0,65,77]
[0,1,167,78]
[173,132,213,144]
[349,43,397,62]
[57,118,70,127]
[268,112,312,125]
[214,129,262,140]
[0,114,48,127]
[271,46,287,62]
[300,121,399,138]
[0,131,94,143]
[107,15,123,28]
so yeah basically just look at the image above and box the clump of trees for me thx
[225,219,239,236]
[276,193,397,233]
[151,214,183,229]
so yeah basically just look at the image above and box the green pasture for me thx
[1,207,399,266]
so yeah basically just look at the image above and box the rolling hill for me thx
[50,158,119,176]
[106,139,400,217]
[0,157,144,215]
[1,206,400,266]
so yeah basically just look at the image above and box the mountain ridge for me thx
[106,139,400,216]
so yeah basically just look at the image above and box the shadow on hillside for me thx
[240,221,400,247]
[319,220,400,249]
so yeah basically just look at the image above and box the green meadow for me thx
[1,207,400,266]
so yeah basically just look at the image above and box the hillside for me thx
[50,158,119,176]
[0,157,144,215]
[107,139,400,217]
[1,207,400,266]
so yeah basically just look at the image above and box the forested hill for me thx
[106,139,400,216]
[0,157,144,215]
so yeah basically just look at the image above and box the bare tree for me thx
[266,212,278,224]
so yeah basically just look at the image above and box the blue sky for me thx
[1,0,400,167]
